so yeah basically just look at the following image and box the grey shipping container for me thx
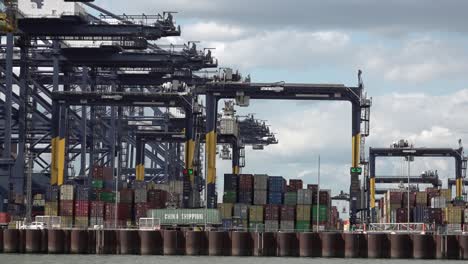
[253,190,267,205]
[265,220,279,232]
[147,209,221,225]
[233,204,249,219]
[134,189,147,203]
[254,174,268,190]
[280,220,295,231]
[297,189,313,205]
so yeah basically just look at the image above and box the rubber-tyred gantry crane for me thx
[195,69,371,225]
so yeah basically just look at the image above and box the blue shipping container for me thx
[238,191,253,204]
[269,176,286,193]
[222,219,233,229]
[268,192,283,205]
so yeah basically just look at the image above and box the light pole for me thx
[316,155,320,232]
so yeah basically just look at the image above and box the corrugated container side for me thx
[233,204,249,219]
[134,203,148,220]
[264,220,279,232]
[90,201,105,217]
[223,191,237,203]
[134,189,147,203]
[60,185,74,201]
[296,205,311,221]
[431,197,446,208]
[238,191,253,204]
[59,200,74,216]
[280,205,295,221]
[311,205,328,222]
[280,220,294,231]
[239,174,253,191]
[284,192,297,205]
[74,201,89,217]
[45,202,59,216]
[219,203,234,219]
[297,189,313,205]
[90,217,104,226]
[265,204,280,220]
[61,216,73,228]
[253,190,267,205]
[296,220,310,232]
[268,192,283,205]
[224,174,238,191]
[268,176,286,193]
[253,175,268,190]
[288,179,303,191]
[249,205,264,222]
[74,216,89,228]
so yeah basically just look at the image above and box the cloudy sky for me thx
[91,1,468,207]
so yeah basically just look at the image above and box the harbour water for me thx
[0,255,461,264]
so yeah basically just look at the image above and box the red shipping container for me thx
[280,205,295,221]
[319,191,330,205]
[118,189,134,203]
[396,208,410,222]
[59,200,74,216]
[289,179,303,191]
[74,201,89,217]
[265,204,280,220]
[102,167,113,180]
[307,184,318,192]
[0,212,11,223]
[147,189,167,208]
[389,192,403,204]
[402,192,416,207]
[239,174,253,191]
[105,203,131,220]
[90,201,105,217]
[135,203,148,220]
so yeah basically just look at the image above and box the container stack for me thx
[249,205,264,231]
[45,186,59,216]
[90,200,105,226]
[238,174,253,204]
[74,186,90,228]
[59,184,74,228]
[268,176,285,205]
[233,203,249,230]
[253,174,268,205]
[280,205,295,231]
[219,203,234,228]
[223,174,238,203]
[296,204,311,231]
[265,204,280,231]
[147,189,167,209]
[134,183,148,223]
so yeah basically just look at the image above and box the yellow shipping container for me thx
[415,192,427,205]
[44,202,59,216]
[74,217,89,228]
[61,216,73,228]
[249,205,264,222]
[296,205,311,221]
[439,189,451,201]
[444,207,463,224]
[218,203,233,219]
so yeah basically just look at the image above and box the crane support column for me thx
[232,140,240,175]
[350,102,361,225]
[456,156,463,198]
[135,137,145,181]
[185,111,195,183]
[369,154,376,222]
[205,93,218,208]
[50,41,60,185]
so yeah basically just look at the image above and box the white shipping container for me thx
[18,0,86,18]
[219,118,238,136]
[297,189,313,205]
[431,197,446,208]
[60,184,74,201]
[169,181,184,194]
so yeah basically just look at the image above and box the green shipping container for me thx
[249,205,264,222]
[284,192,298,205]
[218,203,234,219]
[99,192,116,202]
[223,191,237,203]
[311,205,328,222]
[296,205,311,221]
[296,220,310,232]
[147,209,221,225]
[92,180,104,189]
[249,222,265,231]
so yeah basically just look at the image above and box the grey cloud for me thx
[94,0,468,34]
